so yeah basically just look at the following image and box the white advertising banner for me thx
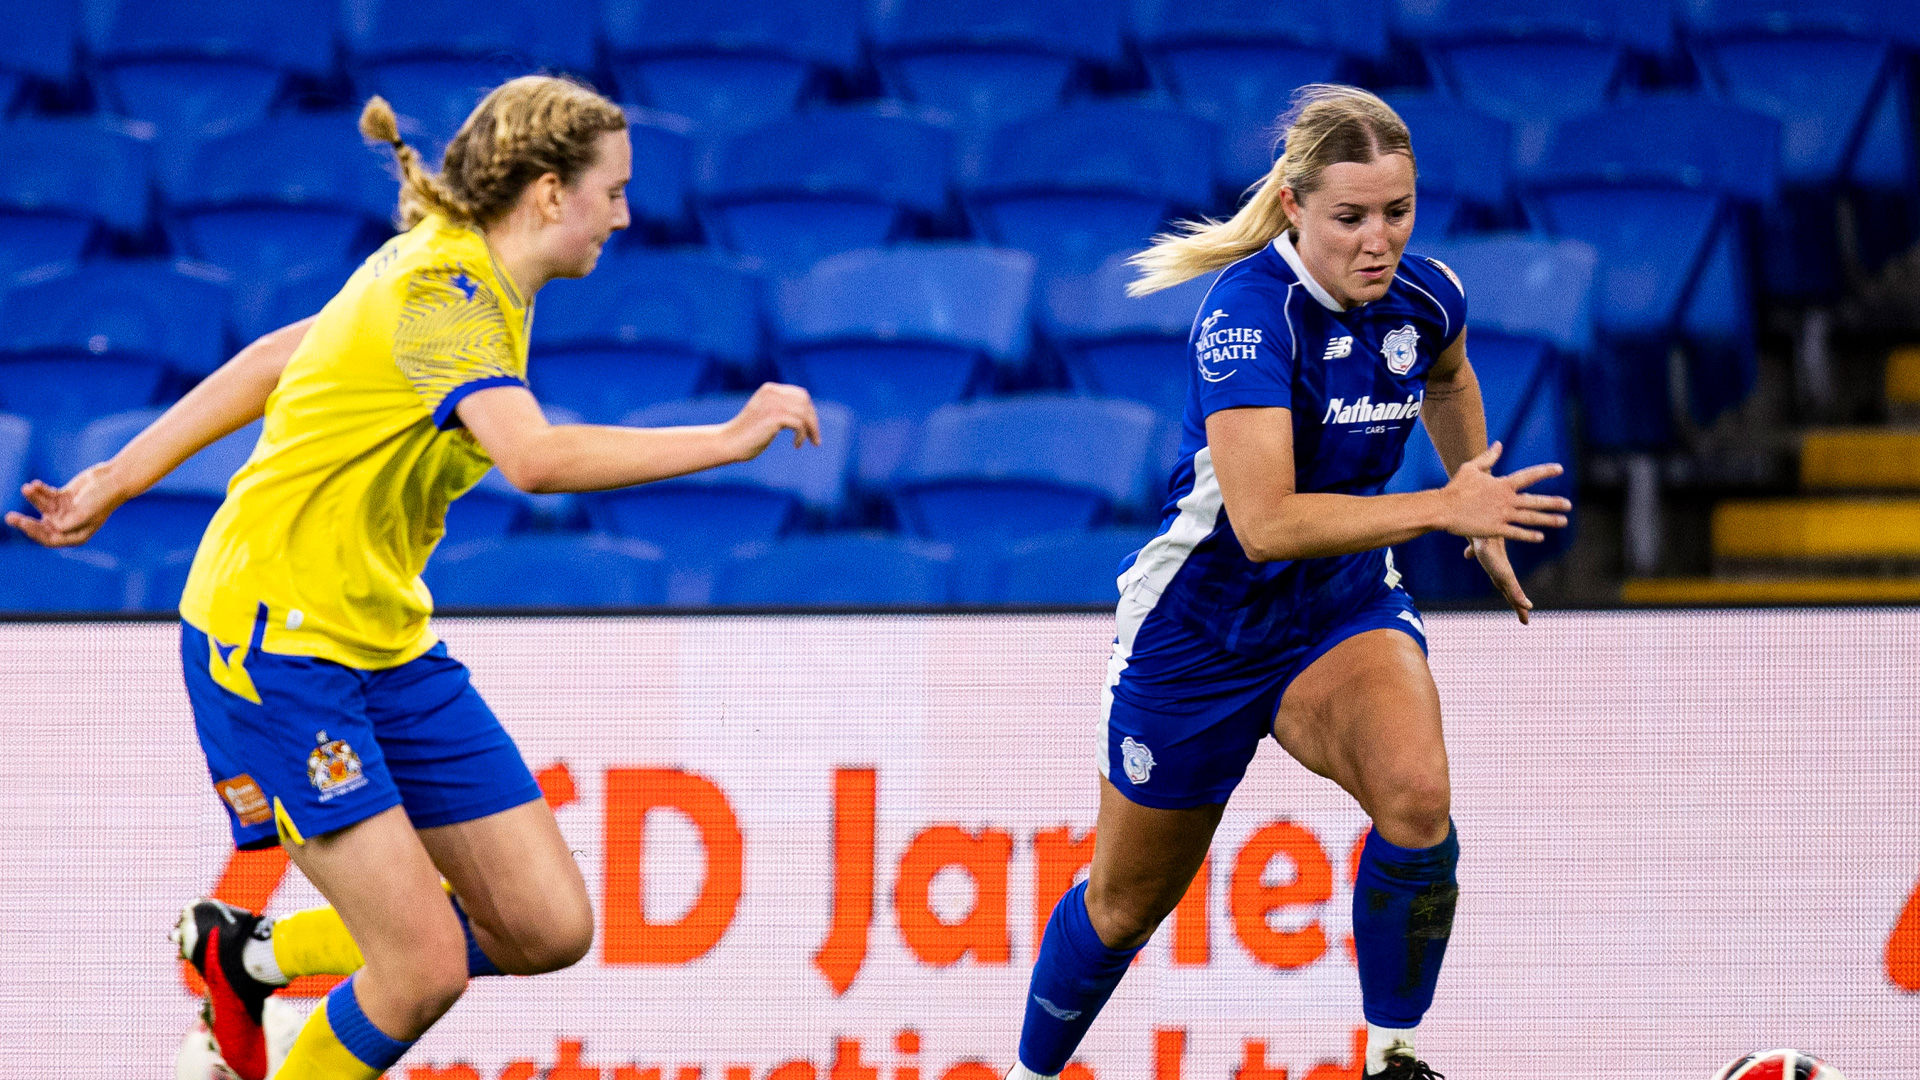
[0,610,1916,1079]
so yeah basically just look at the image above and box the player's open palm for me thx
[1440,441,1570,543]
[4,464,125,548]
[725,382,822,461]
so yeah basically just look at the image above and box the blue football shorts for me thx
[182,607,542,850]
[1101,585,1428,810]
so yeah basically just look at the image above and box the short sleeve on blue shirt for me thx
[1191,280,1297,416]
[1416,255,1468,352]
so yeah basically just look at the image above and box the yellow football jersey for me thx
[180,213,531,669]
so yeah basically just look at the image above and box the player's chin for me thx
[1348,270,1395,302]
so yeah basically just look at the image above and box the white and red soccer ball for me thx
[1713,1049,1846,1080]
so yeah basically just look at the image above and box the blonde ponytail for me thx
[360,75,627,230]
[1127,84,1415,296]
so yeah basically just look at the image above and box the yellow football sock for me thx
[272,907,366,979]
[273,978,411,1079]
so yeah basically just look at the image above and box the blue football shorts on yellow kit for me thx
[1102,584,1428,810]
[182,608,541,851]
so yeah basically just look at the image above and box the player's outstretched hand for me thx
[724,382,821,462]
[1439,441,1570,544]
[1465,535,1535,623]
[4,464,125,548]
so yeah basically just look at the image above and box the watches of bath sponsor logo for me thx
[308,731,367,801]
[1381,323,1420,375]
[1120,736,1156,785]
[1195,309,1261,383]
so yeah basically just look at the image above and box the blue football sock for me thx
[1017,881,1145,1075]
[450,895,503,978]
[1352,822,1460,1029]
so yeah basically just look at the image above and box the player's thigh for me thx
[417,798,593,974]
[284,804,467,985]
[1272,627,1449,844]
[1085,775,1224,949]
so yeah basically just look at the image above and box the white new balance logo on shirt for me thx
[1323,336,1353,360]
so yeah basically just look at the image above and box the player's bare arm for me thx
[4,316,314,548]
[457,380,821,494]
[1207,401,1569,565]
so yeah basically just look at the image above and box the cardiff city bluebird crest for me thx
[1121,737,1156,785]
[1381,323,1420,376]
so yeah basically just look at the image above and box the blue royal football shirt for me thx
[1121,230,1468,655]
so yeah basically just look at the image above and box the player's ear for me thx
[534,172,566,224]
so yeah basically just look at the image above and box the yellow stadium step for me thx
[1713,497,1920,561]
[1800,429,1920,489]
[1624,577,1920,605]
[1888,344,1920,409]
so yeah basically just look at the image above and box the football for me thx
[1712,1049,1846,1080]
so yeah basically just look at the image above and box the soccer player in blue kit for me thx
[1007,86,1572,1079]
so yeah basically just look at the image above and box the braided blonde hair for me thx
[359,75,628,229]
[1127,84,1415,296]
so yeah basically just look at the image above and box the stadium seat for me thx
[1685,2,1917,297]
[55,411,260,559]
[229,262,355,345]
[530,250,763,422]
[441,468,535,547]
[775,245,1037,482]
[603,0,863,133]
[345,0,599,156]
[86,0,334,179]
[135,547,199,613]
[963,103,1215,274]
[871,0,1127,136]
[696,106,954,273]
[1136,0,1389,189]
[894,396,1159,543]
[0,262,230,474]
[582,396,856,557]
[166,114,396,283]
[952,526,1159,604]
[0,0,77,114]
[1396,0,1675,175]
[1521,96,1780,449]
[0,546,129,613]
[1414,235,1599,357]
[425,535,667,609]
[1380,93,1515,236]
[0,120,152,280]
[0,414,28,516]
[621,110,699,239]
[1042,251,1216,419]
[712,534,953,606]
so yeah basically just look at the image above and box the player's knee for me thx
[1374,774,1451,847]
[378,943,469,1030]
[1083,885,1172,951]
[489,895,595,975]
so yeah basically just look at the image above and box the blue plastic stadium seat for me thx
[622,110,699,239]
[229,263,355,345]
[0,0,77,109]
[894,396,1158,543]
[1685,2,1917,296]
[1522,97,1779,449]
[603,0,863,134]
[87,0,335,183]
[166,114,397,282]
[950,526,1158,604]
[964,103,1215,275]
[0,546,130,612]
[0,262,230,473]
[582,396,855,557]
[425,535,667,609]
[713,534,953,606]
[0,414,29,515]
[530,250,762,423]
[1379,94,1515,236]
[1043,251,1215,417]
[1414,236,1599,356]
[52,411,260,558]
[441,468,535,547]
[871,0,1127,136]
[1136,0,1389,189]
[696,106,954,273]
[0,120,152,280]
[346,0,598,156]
[776,246,1037,483]
[134,547,200,613]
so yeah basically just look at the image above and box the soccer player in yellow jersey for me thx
[7,76,820,1080]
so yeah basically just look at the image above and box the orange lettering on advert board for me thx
[1171,854,1211,966]
[897,825,1013,966]
[1230,821,1332,970]
[1888,871,1920,992]
[1033,826,1095,953]
[602,768,744,965]
[815,768,877,994]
